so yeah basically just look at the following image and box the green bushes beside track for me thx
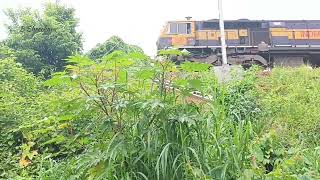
[0,53,319,179]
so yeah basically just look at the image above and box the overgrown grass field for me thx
[1,50,320,179]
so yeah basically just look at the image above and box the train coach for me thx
[156,18,320,67]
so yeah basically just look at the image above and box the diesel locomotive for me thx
[156,18,320,67]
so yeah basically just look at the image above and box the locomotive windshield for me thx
[168,22,191,34]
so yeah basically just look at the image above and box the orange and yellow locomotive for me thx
[157,18,320,67]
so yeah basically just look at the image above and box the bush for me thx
[1,52,319,179]
[257,67,320,147]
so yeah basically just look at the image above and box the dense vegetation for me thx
[1,2,319,180]
[2,3,82,76]
[1,50,320,179]
[86,36,144,60]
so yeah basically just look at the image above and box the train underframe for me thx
[176,46,320,68]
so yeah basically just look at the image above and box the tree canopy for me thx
[2,3,83,76]
[86,36,143,60]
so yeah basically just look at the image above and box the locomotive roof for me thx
[167,19,320,23]
[205,19,320,23]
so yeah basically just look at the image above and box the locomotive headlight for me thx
[187,38,195,42]
[187,38,195,45]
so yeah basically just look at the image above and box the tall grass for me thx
[257,66,320,147]
[38,65,262,180]
[6,51,320,179]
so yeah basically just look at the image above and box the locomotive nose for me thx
[156,38,161,50]
[157,37,172,50]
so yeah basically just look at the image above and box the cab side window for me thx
[178,23,187,34]
[187,23,191,34]
[168,23,192,34]
[169,23,178,34]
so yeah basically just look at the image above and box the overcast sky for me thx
[1,0,319,55]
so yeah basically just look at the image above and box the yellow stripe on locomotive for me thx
[156,19,320,68]
[157,19,320,50]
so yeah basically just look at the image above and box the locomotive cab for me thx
[157,21,196,50]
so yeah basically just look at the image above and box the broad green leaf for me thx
[158,48,182,56]
[173,79,188,87]
[41,135,65,146]
[101,50,126,63]
[44,72,71,86]
[117,70,127,84]
[128,52,149,61]
[66,55,95,67]
[135,69,155,79]
[181,61,211,72]
[188,79,202,89]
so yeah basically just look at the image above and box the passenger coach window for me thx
[168,23,191,34]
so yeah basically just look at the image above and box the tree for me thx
[86,36,143,60]
[0,44,15,60]
[2,3,82,76]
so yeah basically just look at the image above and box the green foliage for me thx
[1,49,320,179]
[257,67,320,147]
[0,44,15,59]
[34,50,261,179]
[251,130,286,173]
[0,58,42,177]
[158,48,184,56]
[86,36,143,60]
[2,3,82,76]
[246,66,320,179]
[224,66,262,122]
[180,61,211,72]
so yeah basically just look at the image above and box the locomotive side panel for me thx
[195,30,243,46]
[270,21,320,46]
[157,19,320,67]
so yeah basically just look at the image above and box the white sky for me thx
[1,0,320,55]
